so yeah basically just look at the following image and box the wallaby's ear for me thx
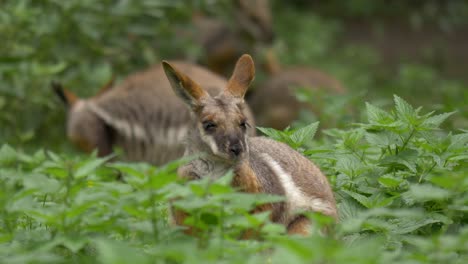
[162,61,209,109]
[51,81,78,107]
[96,75,115,97]
[226,54,255,99]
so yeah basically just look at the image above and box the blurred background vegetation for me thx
[1,0,467,153]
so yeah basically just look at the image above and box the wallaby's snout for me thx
[197,102,249,161]
[228,134,244,158]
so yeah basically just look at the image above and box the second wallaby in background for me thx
[248,50,347,130]
[191,0,274,76]
[53,62,256,165]
[163,54,337,235]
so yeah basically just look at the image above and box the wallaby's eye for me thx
[239,120,249,130]
[202,121,217,132]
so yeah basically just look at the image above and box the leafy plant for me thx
[1,96,467,263]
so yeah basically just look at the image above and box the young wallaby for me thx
[191,0,274,76]
[247,49,347,130]
[52,62,256,165]
[163,54,337,235]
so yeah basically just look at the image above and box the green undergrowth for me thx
[1,96,467,263]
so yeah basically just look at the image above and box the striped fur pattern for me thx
[54,62,256,165]
[164,54,337,236]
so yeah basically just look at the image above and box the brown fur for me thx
[226,55,256,98]
[164,54,337,237]
[248,51,347,129]
[190,0,274,76]
[287,216,311,236]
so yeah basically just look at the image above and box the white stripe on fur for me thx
[89,103,147,141]
[198,124,219,155]
[261,153,335,216]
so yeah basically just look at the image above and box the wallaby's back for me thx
[248,136,337,223]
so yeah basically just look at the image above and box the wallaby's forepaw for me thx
[177,164,200,180]
[233,161,262,193]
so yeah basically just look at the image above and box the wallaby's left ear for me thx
[96,75,115,97]
[226,54,255,99]
[162,61,209,110]
[51,81,78,107]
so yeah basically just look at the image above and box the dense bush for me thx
[1,97,466,263]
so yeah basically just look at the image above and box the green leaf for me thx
[365,131,400,147]
[257,126,285,141]
[290,122,319,146]
[403,184,451,203]
[257,126,296,148]
[390,213,450,234]
[57,237,89,253]
[75,156,112,179]
[393,95,415,121]
[336,156,367,178]
[343,190,371,208]
[378,174,404,188]
[448,132,468,151]
[22,173,61,193]
[200,212,219,225]
[380,149,419,173]
[95,239,152,264]
[366,102,393,124]
[422,111,456,128]
[32,61,67,75]
[0,144,17,165]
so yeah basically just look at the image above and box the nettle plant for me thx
[0,145,285,263]
[0,95,467,264]
[259,95,468,262]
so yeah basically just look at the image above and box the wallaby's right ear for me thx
[96,75,115,97]
[51,81,78,107]
[226,54,255,99]
[162,61,209,110]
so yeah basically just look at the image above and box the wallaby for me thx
[191,0,274,76]
[52,62,256,165]
[247,49,347,130]
[163,54,337,236]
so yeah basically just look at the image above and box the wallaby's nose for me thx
[229,143,243,157]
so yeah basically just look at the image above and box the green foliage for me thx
[0,0,212,149]
[1,97,467,263]
[257,121,319,150]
